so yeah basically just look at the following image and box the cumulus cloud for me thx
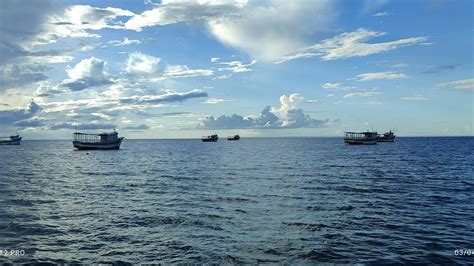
[61,57,113,91]
[35,82,67,97]
[125,52,161,74]
[436,78,474,92]
[0,101,42,125]
[355,71,409,81]
[120,89,208,104]
[277,28,429,63]
[198,93,333,129]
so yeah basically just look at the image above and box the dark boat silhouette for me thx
[202,134,218,142]
[227,134,240,141]
[0,135,22,145]
[378,131,396,142]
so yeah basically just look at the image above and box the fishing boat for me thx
[73,129,124,150]
[227,134,240,141]
[344,131,378,145]
[378,131,396,142]
[202,134,218,142]
[0,135,22,145]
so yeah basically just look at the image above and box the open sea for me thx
[0,137,473,264]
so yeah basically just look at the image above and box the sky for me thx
[0,0,473,139]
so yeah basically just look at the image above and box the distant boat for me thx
[0,135,22,145]
[202,134,218,142]
[378,131,396,142]
[227,134,240,141]
[344,131,378,145]
[73,130,124,150]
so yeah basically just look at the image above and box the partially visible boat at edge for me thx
[227,134,240,141]
[73,130,124,150]
[344,131,378,145]
[202,134,218,142]
[378,131,396,142]
[0,135,22,145]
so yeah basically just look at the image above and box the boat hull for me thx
[0,138,22,145]
[202,139,218,142]
[73,138,123,150]
[378,137,395,142]
[344,139,377,145]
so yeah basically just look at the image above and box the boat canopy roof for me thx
[74,131,118,136]
[345,131,377,135]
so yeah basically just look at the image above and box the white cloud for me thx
[373,11,391,17]
[61,57,113,91]
[436,78,474,92]
[216,59,256,73]
[306,99,320,104]
[101,1,335,61]
[124,0,244,31]
[163,65,213,78]
[107,37,142,47]
[321,82,355,90]
[356,71,409,81]
[322,82,342,89]
[208,0,335,60]
[43,5,135,41]
[278,28,429,63]
[213,74,232,80]
[400,95,428,101]
[198,93,334,129]
[344,91,382,98]
[66,57,107,80]
[202,97,232,104]
[125,52,161,74]
[210,57,221,63]
[120,89,208,104]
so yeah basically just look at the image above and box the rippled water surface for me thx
[0,137,473,264]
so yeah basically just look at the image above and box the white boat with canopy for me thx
[0,135,22,145]
[73,130,124,150]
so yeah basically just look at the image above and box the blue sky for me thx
[0,0,472,139]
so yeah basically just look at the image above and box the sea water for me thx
[0,137,473,263]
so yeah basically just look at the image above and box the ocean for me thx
[0,137,473,264]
